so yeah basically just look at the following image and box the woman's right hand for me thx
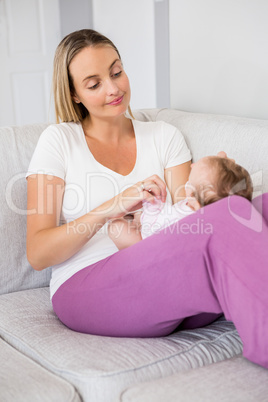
[94,174,167,220]
[27,174,166,271]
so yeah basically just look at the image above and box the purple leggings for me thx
[52,194,268,369]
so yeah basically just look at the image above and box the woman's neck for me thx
[82,114,133,143]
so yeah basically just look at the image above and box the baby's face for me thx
[186,157,213,197]
[186,152,234,198]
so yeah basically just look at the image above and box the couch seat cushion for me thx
[0,287,242,402]
[120,355,268,402]
[0,338,81,402]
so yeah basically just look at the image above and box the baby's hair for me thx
[193,157,253,207]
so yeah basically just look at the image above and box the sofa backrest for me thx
[1,109,267,294]
[0,124,51,295]
[134,109,268,195]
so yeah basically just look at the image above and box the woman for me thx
[26,30,268,369]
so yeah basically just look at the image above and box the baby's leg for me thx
[108,218,142,250]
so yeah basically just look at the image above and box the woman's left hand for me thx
[118,174,167,215]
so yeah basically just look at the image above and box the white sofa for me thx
[1,108,268,402]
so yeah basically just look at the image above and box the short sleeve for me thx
[26,125,66,180]
[157,121,192,169]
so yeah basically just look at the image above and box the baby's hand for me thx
[217,151,235,163]
[217,151,227,158]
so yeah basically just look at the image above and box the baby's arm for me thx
[108,213,142,250]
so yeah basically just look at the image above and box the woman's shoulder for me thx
[39,121,82,143]
[132,118,174,129]
[132,119,179,137]
[43,121,81,135]
[132,119,186,148]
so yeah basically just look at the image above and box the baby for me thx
[108,153,253,250]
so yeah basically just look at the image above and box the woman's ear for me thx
[72,93,80,104]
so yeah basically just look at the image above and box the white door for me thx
[0,0,61,126]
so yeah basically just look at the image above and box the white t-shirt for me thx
[140,199,194,239]
[26,119,191,297]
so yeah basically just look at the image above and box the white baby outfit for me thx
[140,199,194,239]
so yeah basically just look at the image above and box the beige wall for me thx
[92,0,157,110]
[169,0,268,119]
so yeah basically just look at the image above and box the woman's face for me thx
[69,45,131,120]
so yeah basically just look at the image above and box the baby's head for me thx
[186,154,253,210]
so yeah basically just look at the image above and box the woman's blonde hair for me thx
[53,29,134,123]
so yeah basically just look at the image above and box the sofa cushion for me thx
[134,109,268,194]
[0,124,51,295]
[0,287,242,402]
[120,355,268,402]
[0,338,81,402]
